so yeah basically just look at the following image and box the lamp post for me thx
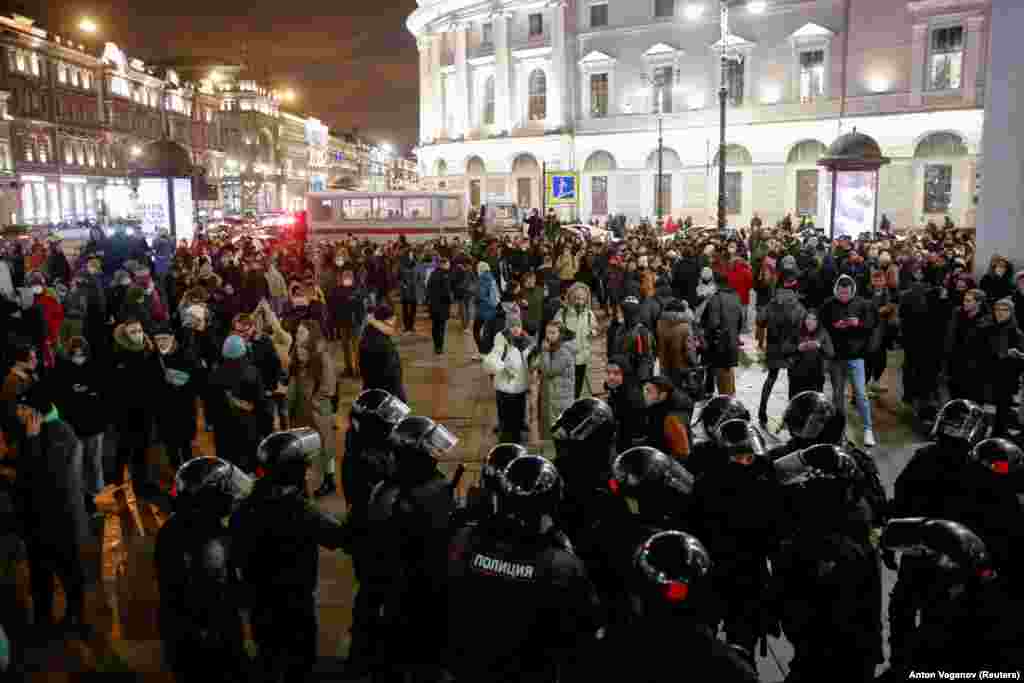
[642,73,667,231]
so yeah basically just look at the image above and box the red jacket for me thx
[37,292,64,368]
[725,258,754,306]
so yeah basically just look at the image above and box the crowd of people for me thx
[0,210,1022,680]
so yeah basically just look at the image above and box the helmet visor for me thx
[774,452,814,487]
[553,411,605,442]
[715,419,765,458]
[376,396,412,425]
[423,423,459,455]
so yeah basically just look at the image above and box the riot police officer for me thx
[339,389,410,676]
[550,397,618,540]
[340,389,410,512]
[888,399,990,665]
[366,415,459,682]
[770,444,882,682]
[610,530,758,682]
[443,454,601,683]
[456,443,529,527]
[767,390,848,460]
[231,428,350,683]
[155,456,252,681]
[879,518,1023,677]
[688,395,752,476]
[691,418,780,663]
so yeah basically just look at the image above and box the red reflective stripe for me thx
[992,461,1010,475]
[608,478,619,495]
[663,581,689,602]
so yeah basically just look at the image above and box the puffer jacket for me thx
[483,328,535,394]
[556,283,596,366]
[477,270,499,322]
[765,287,805,370]
[532,339,577,441]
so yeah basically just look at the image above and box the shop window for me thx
[924,164,953,212]
[341,198,373,219]
[592,176,608,215]
[796,169,819,216]
[376,196,402,219]
[928,25,963,91]
[517,177,532,208]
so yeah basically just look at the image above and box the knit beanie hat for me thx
[780,254,798,272]
[222,335,247,360]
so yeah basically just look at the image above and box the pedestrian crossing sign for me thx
[545,172,578,207]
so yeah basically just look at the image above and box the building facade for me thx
[409,0,989,229]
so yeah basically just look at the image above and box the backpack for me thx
[612,322,656,381]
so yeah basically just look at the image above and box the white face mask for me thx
[336,259,344,267]
[31,285,43,295]
[71,354,87,365]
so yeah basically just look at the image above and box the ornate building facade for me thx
[409,0,989,229]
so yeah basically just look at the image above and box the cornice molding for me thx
[907,0,989,13]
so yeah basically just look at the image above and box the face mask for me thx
[342,278,353,287]
[128,331,145,345]
[31,285,43,295]
[336,259,344,267]
[71,354,87,365]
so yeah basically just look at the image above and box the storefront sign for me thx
[173,178,195,241]
[832,171,877,238]
[138,178,170,232]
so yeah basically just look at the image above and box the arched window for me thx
[712,144,753,166]
[914,132,968,158]
[528,69,547,121]
[787,140,827,164]
[483,76,495,125]
[915,132,967,214]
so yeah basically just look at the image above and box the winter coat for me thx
[152,236,175,277]
[788,324,835,394]
[483,329,535,394]
[399,255,418,303]
[413,261,432,304]
[765,288,805,370]
[703,286,744,368]
[605,353,647,453]
[154,340,200,445]
[672,257,702,307]
[656,309,698,375]
[240,269,271,314]
[644,391,693,460]
[819,275,877,361]
[531,340,577,441]
[51,355,108,438]
[249,334,285,398]
[524,285,544,335]
[328,284,367,329]
[556,283,597,368]
[108,323,165,449]
[359,317,407,403]
[477,271,499,322]
[209,358,274,450]
[980,256,1014,303]
[944,307,994,402]
[724,258,755,306]
[988,315,1024,392]
[426,268,454,319]
[265,267,288,299]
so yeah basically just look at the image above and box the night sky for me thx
[36,1,421,152]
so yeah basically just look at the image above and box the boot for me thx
[314,473,337,498]
[758,377,774,427]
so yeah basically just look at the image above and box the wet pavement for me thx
[7,308,923,680]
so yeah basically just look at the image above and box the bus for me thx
[305,191,467,243]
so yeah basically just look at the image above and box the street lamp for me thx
[78,17,98,34]
[641,73,667,230]
[282,89,296,103]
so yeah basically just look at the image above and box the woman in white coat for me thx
[482,309,535,444]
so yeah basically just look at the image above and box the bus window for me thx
[441,198,461,219]
[376,197,402,220]
[312,199,333,222]
[403,197,431,220]
[342,198,373,220]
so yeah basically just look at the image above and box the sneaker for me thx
[863,429,877,448]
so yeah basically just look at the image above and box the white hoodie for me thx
[483,330,534,394]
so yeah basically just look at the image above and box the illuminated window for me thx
[83,71,92,89]
[23,139,33,162]
[65,142,74,165]
[71,68,80,87]
[0,142,10,171]
[30,53,40,76]
[928,25,963,91]
[376,196,402,219]
[341,198,373,219]
[15,51,25,72]
[800,50,825,101]
[528,69,547,121]
[58,62,68,83]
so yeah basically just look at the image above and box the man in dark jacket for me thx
[820,273,878,447]
[642,376,693,462]
[606,354,646,453]
[359,304,407,403]
[398,249,419,334]
[426,256,454,355]
[704,272,744,396]
[328,267,366,378]
[208,335,272,473]
[11,382,91,638]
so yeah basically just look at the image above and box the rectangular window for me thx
[924,164,953,212]
[590,73,609,117]
[592,175,608,215]
[376,196,402,219]
[590,2,608,27]
[653,66,673,113]
[928,25,964,91]
[58,62,67,83]
[725,171,742,214]
[655,0,674,18]
[725,59,744,106]
[796,169,819,216]
[799,50,825,101]
[482,22,493,46]
[653,174,671,215]
[529,13,543,37]
[469,180,482,207]
[517,177,532,208]
[403,197,431,220]
[341,198,373,219]
[442,198,462,219]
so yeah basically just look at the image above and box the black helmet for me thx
[483,443,529,494]
[634,530,713,605]
[968,437,1024,476]
[551,398,615,443]
[351,389,411,435]
[499,455,563,526]
[256,428,321,482]
[713,419,765,464]
[173,456,252,514]
[882,518,996,583]
[699,396,750,440]
[783,391,836,442]
[389,416,459,459]
[610,447,695,518]
[930,399,988,446]
[774,444,860,488]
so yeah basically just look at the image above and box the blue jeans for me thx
[829,358,873,431]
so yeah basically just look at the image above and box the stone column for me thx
[976,0,1024,276]
[909,23,928,107]
[430,35,444,139]
[549,1,567,129]
[418,36,433,144]
[962,14,986,107]
[454,24,470,137]
[494,12,512,132]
